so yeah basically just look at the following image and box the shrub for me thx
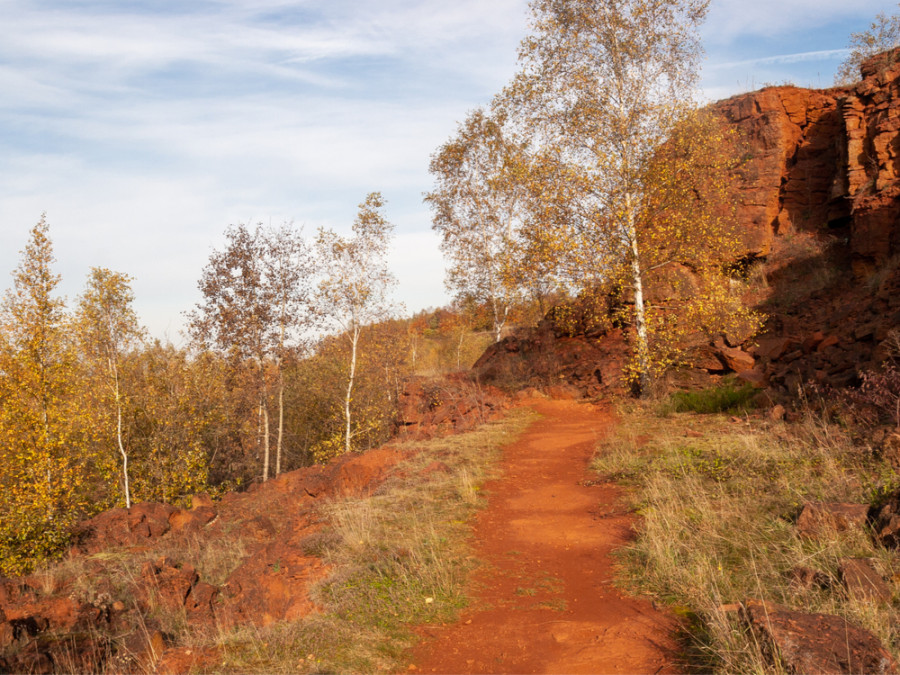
[669,380,756,414]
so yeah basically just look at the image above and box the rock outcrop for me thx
[475,49,900,398]
[395,373,508,437]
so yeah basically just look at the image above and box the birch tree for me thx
[836,5,900,85]
[507,0,710,394]
[316,192,397,454]
[0,217,97,572]
[262,224,314,475]
[76,267,143,507]
[188,224,275,480]
[426,107,525,343]
[189,222,314,480]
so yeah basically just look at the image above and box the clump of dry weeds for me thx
[594,401,900,673]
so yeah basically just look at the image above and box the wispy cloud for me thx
[703,0,895,43]
[0,0,528,336]
[710,48,851,70]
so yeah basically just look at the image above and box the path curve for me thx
[409,398,678,674]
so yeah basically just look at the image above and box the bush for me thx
[669,380,756,414]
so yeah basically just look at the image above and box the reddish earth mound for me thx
[396,372,509,437]
[0,372,509,674]
[0,445,410,674]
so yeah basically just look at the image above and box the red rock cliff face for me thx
[474,50,900,398]
[718,49,900,269]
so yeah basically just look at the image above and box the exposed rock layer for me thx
[475,50,900,397]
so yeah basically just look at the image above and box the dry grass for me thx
[594,401,900,673]
[14,411,532,674]
[214,408,535,674]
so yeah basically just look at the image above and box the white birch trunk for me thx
[113,362,131,508]
[261,396,271,482]
[626,193,651,395]
[276,369,284,476]
[345,326,359,454]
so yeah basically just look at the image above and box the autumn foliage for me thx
[0,205,499,574]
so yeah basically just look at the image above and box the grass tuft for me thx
[667,380,757,415]
[594,403,900,673]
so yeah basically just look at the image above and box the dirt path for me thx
[409,398,678,674]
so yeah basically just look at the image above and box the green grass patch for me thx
[667,379,757,415]
[593,402,900,673]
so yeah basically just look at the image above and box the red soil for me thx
[409,398,678,674]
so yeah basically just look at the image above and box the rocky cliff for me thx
[720,50,900,271]
[475,49,900,398]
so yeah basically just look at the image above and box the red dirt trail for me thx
[408,398,678,675]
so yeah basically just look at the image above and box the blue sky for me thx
[0,0,897,340]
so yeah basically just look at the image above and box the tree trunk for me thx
[626,194,651,396]
[492,302,508,343]
[276,365,284,476]
[113,362,131,508]
[345,326,359,454]
[261,397,271,482]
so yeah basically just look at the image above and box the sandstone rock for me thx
[74,502,177,553]
[473,314,628,398]
[839,558,892,603]
[688,345,726,372]
[872,490,900,547]
[169,505,217,534]
[817,335,841,352]
[139,557,198,611]
[715,344,755,373]
[220,548,326,627]
[796,502,869,538]
[789,566,830,590]
[755,337,798,361]
[185,582,218,619]
[742,599,897,674]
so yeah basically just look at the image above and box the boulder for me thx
[789,566,830,590]
[839,558,892,603]
[796,502,869,538]
[139,557,199,612]
[872,490,900,548]
[715,344,756,374]
[742,599,897,674]
[74,502,176,553]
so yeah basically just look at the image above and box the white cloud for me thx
[703,0,897,44]
[710,49,851,70]
[0,0,529,339]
